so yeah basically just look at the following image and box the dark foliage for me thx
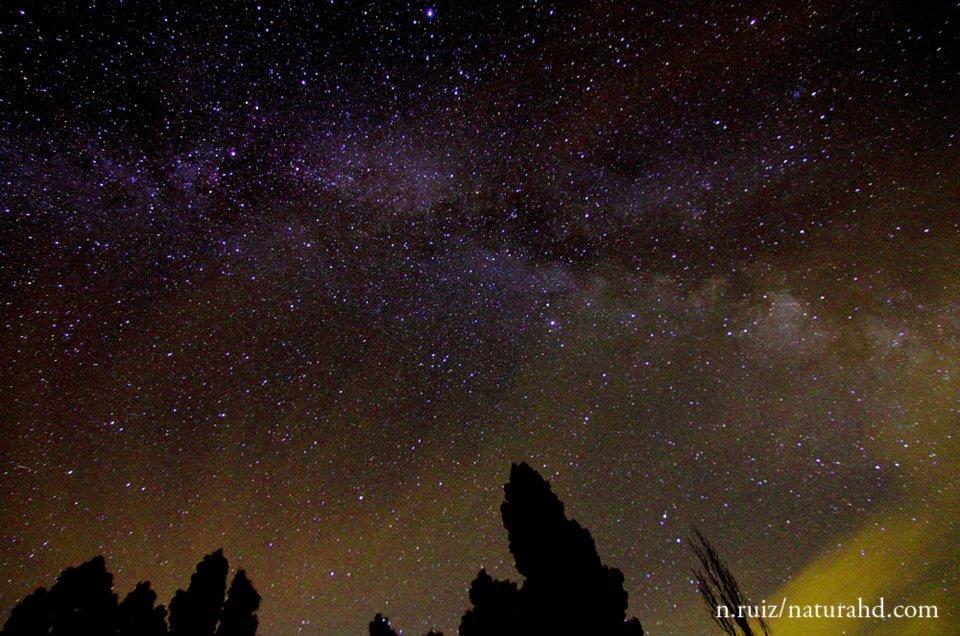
[117,582,167,636]
[2,557,118,636]
[690,528,769,636]
[369,463,644,635]
[457,462,644,635]
[169,549,229,636]
[48,557,117,636]
[459,569,521,635]
[1,588,51,636]
[6,464,654,636]
[216,571,260,636]
[2,551,256,636]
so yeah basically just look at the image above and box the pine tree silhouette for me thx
[459,462,644,635]
[215,571,260,636]
[48,556,117,636]
[2,550,258,636]
[117,582,168,636]
[368,612,398,636]
[1,587,51,636]
[169,549,229,636]
[2,464,653,636]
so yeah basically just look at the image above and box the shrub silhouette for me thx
[1,557,121,636]
[1,550,256,636]
[458,464,646,634]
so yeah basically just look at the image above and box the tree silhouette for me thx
[2,549,257,636]
[459,569,521,636]
[117,582,167,636]
[169,549,229,636]
[2,464,656,636]
[690,528,769,636]
[216,571,260,636]
[458,462,644,635]
[48,556,117,636]
[1,588,51,636]
[502,462,636,633]
[368,612,399,636]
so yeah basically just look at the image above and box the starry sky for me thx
[1,1,959,634]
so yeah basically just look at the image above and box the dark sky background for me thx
[2,1,959,634]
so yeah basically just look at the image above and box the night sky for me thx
[2,1,959,634]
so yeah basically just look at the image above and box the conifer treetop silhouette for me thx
[2,549,258,636]
[4,464,655,636]
[2,556,119,636]
[169,549,229,636]
[216,570,260,636]
[460,462,644,636]
[368,612,399,636]
[48,556,118,636]
[117,581,167,636]
[367,613,447,636]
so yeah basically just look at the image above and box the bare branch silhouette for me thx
[690,527,769,636]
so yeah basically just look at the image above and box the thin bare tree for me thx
[690,527,770,636]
